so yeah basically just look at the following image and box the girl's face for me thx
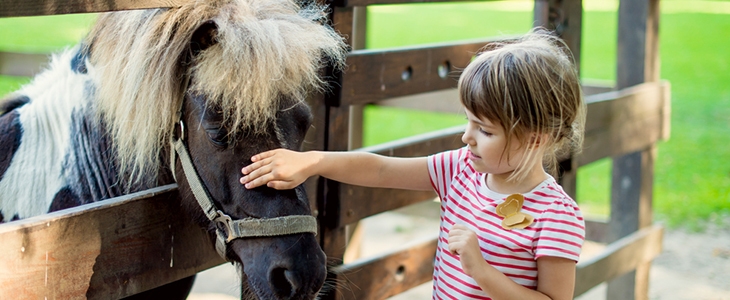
[461,109,528,176]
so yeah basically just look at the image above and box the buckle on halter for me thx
[214,210,235,242]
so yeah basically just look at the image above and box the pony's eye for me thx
[206,128,229,147]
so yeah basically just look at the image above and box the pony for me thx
[0,0,346,299]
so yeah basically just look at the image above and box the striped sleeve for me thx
[427,147,467,203]
[533,197,585,262]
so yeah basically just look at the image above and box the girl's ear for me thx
[528,133,550,149]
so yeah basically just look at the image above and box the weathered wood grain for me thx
[331,237,437,300]
[0,0,184,17]
[0,52,49,77]
[339,39,512,106]
[0,185,223,299]
[575,225,664,296]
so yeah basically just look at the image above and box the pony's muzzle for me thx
[269,267,300,298]
[268,253,326,299]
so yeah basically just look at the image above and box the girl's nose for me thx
[461,129,474,146]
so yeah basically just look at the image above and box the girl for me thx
[240,28,586,300]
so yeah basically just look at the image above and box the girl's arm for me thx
[240,149,433,191]
[449,225,576,300]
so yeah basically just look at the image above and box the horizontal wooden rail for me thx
[331,236,437,300]
[340,37,611,107]
[329,223,662,299]
[0,184,223,299]
[330,0,499,8]
[574,224,664,296]
[339,38,513,106]
[333,125,463,226]
[0,52,49,77]
[578,81,671,166]
[374,82,614,114]
[0,0,184,17]
[584,218,610,244]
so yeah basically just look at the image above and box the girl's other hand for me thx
[240,149,316,190]
[448,224,487,276]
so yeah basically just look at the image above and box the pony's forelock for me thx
[192,0,346,136]
[86,0,346,188]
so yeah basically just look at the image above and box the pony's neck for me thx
[0,46,131,220]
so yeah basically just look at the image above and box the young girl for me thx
[240,28,586,300]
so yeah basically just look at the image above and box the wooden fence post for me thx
[316,5,366,299]
[533,0,582,197]
[608,0,660,299]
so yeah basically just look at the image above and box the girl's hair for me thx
[458,27,586,182]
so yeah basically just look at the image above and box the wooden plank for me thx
[577,81,670,167]
[0,0,184,17]
[536,0,582,198]
[608,0,661,298]
[329,224,662,299]
[337,187,437,227]
[341,6,367,264]
[319,97,352,300]
[585,218,609,244]
[335,126,463,226]
[0,184,223,299]
[574,225,663,297]
[533,0,582,72]
[372,82,613,114]
[331,236,437,300]
[375,89,462,114]
[303,91,328,215]
[0,52,49,77]
[339,39,512,106]
[582,81,614,96]
[331,0,490,8]
[317,6,355,298]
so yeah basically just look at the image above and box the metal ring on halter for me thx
[178,119,185,141]
[214,210,235,242]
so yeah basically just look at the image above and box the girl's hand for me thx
[240,149,318,190]
[448,224,487,276]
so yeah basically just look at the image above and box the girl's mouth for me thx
[468,150,481,160]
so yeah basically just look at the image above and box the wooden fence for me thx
[0,0,668,299]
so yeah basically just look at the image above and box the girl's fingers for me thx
[267,180,295,190]
[241,164,274,188]
[242,156,274,175]
[244,172,276,189]
[251,149,279,162]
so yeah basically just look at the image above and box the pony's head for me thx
[85,0,346,298]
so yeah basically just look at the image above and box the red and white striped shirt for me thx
[427,147,585,299]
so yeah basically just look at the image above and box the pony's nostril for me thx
[270,267,297,298]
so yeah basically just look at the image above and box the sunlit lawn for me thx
[0,0,728,230]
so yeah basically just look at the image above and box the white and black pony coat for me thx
[0,47,129,222]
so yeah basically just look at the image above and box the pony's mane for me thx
[85,0,346,186]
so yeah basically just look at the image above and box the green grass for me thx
[1,2,728,230]
[0,75,30,96]
[0,14,96,53]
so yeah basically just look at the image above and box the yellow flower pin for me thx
[495,194,534,230]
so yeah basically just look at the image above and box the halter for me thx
[169,108,317,261]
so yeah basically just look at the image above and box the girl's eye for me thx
[478,127,492,136]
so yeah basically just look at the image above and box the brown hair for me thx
[458,27,585,182]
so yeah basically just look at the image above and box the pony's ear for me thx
[190,21,218,56]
